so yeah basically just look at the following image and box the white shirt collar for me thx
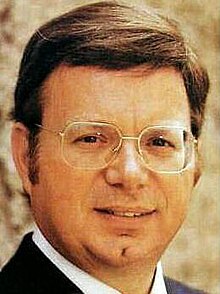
[32,226,167,294]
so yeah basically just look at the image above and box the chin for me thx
[85,239,162,269]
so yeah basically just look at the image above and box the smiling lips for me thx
[94,208,156,218]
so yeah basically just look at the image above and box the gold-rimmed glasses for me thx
[35,121,197,173]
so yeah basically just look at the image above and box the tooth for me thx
[113,211,126,217]
[112,211,143,217]
[124,212,136,217]
[134,213,142,217]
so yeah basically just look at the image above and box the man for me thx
[0,1,209,293]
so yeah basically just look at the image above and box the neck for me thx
[86,259,157,294]
[105,267,155,294]
[65,242,159,294]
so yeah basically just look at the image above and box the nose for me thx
[104,141,149,192]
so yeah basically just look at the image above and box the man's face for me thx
[22,66,196,270]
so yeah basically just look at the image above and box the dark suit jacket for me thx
[0,233,206,294]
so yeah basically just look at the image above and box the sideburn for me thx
[28,131,40,185]
[193,143,202,187]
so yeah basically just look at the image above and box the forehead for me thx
[41,65,190,131]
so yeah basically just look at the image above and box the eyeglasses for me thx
[35,121,197,173]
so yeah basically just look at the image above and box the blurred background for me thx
[0,0,219,293]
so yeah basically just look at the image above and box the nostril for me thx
[137,183,145,190]
[104,167,123,186]
[113,183,123,189]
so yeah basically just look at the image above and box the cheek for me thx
[159,171,194,224]
[31,159,99,241]
[39,161,97,204]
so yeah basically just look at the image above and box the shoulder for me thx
[0,233,82,294]
[164,276,208,294]
[0,233,35,290]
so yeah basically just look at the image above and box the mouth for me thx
[94,208,156,218]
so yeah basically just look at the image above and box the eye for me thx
[80,136,99,143]
[73,132,108,147]
[142,135,175,150]
[151,136,172,147]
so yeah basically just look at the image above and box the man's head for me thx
[11,0,209,278]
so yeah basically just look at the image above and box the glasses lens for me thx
[62,122,120,169]
[139,127,191,172]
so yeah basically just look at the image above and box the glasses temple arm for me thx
[35,124,63,137]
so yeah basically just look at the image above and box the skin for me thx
[12,65,197,294]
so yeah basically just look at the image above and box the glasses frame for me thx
[35,121,197,173]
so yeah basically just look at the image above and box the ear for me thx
[193,139,202,187]
[11,122,32,195]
